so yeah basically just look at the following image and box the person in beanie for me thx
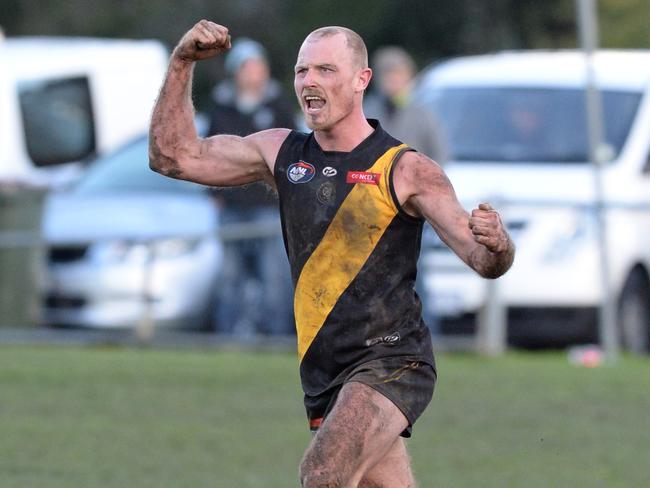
[208,37,296,336]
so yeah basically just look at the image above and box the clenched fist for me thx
[468,203,510,253]
[173,19,232,62]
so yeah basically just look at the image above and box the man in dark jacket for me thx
[208,38,296,336]
[208,38,296,136]
[364,46,446,163]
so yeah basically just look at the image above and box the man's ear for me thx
[355,67,372,93]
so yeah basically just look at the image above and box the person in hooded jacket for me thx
[207,38,296,336]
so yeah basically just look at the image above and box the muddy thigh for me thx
[299,381,409,487]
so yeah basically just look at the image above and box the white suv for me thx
[416,50,650,352]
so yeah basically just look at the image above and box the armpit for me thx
[393,151,452,215]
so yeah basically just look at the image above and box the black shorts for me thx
[305,355,437,438]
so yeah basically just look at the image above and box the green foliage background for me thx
[2,0,648,108]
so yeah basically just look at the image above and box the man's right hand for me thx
[173,20,232,62]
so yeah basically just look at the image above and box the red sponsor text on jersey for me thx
[346,171,381,185]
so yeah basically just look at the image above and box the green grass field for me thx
[1,345,649,487]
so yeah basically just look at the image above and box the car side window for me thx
[18,76,96,167]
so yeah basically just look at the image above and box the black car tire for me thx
[617,268,650,354]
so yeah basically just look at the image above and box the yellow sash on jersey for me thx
[294,144,408,361]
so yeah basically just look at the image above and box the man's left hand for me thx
[468,203,510,253]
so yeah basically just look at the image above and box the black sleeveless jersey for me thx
[273,120,435,398]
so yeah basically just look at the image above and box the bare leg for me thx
[299,381,413,487]
[359,438,416,487]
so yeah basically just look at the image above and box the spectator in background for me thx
[208,38,295,336]
[208,38,296,136]
[364,46,446,163]
[365,46,445,335]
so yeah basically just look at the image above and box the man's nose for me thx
[302,69,317,87]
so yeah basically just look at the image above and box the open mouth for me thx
[304,95,326,113]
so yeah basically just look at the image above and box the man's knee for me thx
[358,438,415,488]
[299,448,347,487]
[299,427,366,488]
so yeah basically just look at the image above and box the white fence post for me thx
[135,241,156,345]
[477,277,507,356]
[576,0,620,362]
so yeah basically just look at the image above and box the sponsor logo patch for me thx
[365,331,401,347]
[322,166,337,177]
[287,161,316,184]
[346,171,381,185]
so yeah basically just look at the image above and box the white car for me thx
[42,136,223,329]
[0,35,167,187]
[415,50,650,351]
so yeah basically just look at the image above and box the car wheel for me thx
[617,269,650,354]
[192,294,215,332]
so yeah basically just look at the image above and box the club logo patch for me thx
[287,161,316,184]
[322,166,337,177]
[346,171,381,185]
[317,181,336,205]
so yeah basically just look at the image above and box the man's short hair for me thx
[306,26,368,69]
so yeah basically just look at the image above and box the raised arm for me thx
[393,152,515,279]
[148,20,289,187]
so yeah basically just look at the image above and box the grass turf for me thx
[0,345,648,487]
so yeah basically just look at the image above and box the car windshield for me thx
[421,87,641,163]
[74,137,203,194]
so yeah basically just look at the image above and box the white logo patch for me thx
[322,166,337,177]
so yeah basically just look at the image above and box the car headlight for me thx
[150,237,200,258]
[91,240,147,263]
[90,237,200,263]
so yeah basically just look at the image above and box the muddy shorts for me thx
[305,355,437,438]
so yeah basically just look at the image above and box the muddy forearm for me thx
[148,55,198,178]
[469,235,515,279]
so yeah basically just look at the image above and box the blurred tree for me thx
[600,0,650,48]
[0,0,25,34]
[1,0,647,108]
[507,0,576,49]
[283,0,576,69]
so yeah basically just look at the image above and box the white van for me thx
[415,50,650,352]
[0,35,168,186]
